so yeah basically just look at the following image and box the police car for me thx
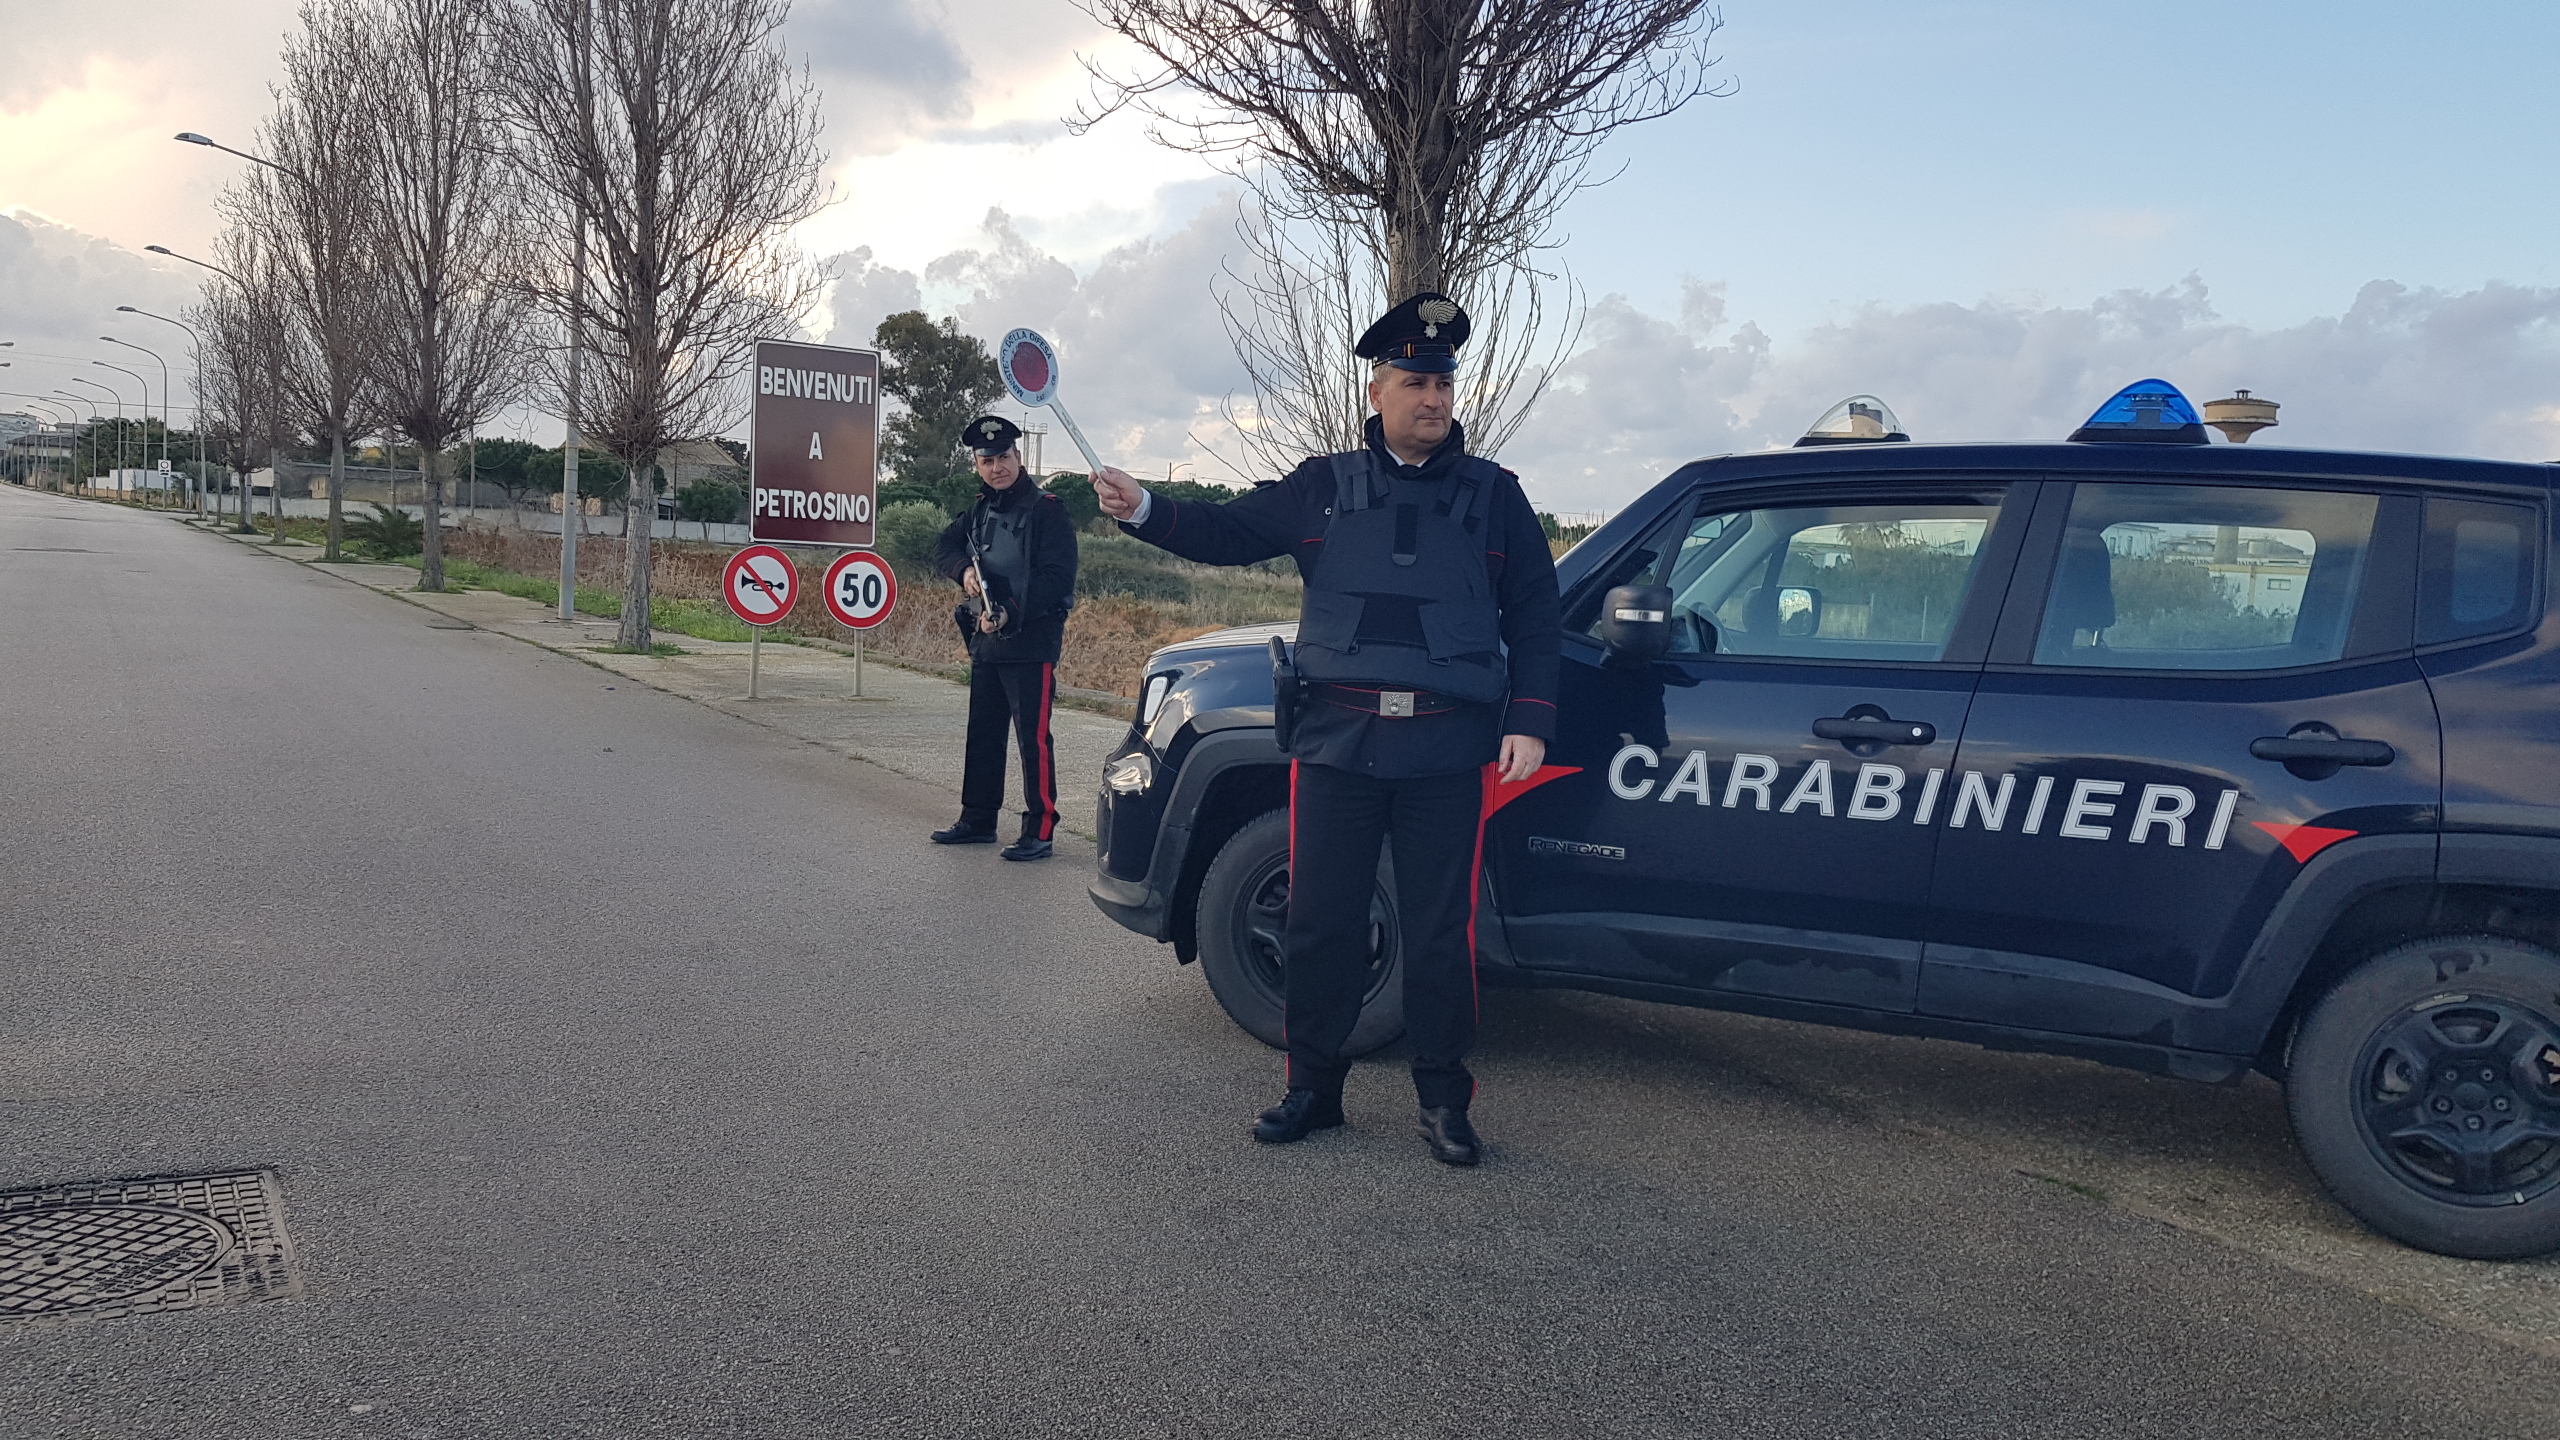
[1089,381,2560,1260]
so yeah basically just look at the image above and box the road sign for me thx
[822,550,897,630]
[998,327,1105,475]
[722,545,798,627]
[751,337,880,550]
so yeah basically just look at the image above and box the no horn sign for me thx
[722,545,799,626]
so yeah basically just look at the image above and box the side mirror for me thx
[1777,585,1822,637]
[1599,583,1675,664]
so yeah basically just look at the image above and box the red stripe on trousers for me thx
[1036,662,1058,839]
[1283,759,1298,1062]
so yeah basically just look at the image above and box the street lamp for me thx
[145,243,244,284]
[0,391,70,485]
[51,387,99,487]
[174,132,307,183]
[68,376,122,491]
[119,308,205,515]
[94,361,148,490]
[146,243,270,534]
[102,334,171,501]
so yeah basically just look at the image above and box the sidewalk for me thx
[195,519,1131,839]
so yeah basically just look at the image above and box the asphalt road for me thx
[4,485,2557,1439]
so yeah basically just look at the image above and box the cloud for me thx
[819,245,926,345]
[787,0,974,154]
[825,203,1255,481]
[0,210,209,413]
[1504,274,2560,513]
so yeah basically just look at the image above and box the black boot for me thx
[1252,1089,1345,1144]
[1418,1106,1481,1166]
[1000,836,1053,861]
[931,820,998,845]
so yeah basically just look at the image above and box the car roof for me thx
[1676,442,2556,497]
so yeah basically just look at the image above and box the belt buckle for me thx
[1380,690,1416,718]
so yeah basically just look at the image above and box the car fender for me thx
[1089,725,1286,941]
[2212,833,2442,1054]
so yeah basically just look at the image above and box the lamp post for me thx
[147,244,264,532]
[103,334,172,506]
[67,376,123,492]
[0,392,69,485]
[170,138,313,548]
[51,388,99,488]
[94,362,149,493]
[119,308,206,516]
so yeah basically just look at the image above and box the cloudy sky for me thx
[6,0,2559,513]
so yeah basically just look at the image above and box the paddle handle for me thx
[1046,399,1106,476]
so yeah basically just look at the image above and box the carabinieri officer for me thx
[931,415,1079,861]
[1090,294,1562,1165]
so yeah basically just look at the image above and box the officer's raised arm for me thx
[1096,291,1564,1169]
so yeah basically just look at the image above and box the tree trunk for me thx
[325,428,348,560]
[615,450,656,650]
[420,445,446,591]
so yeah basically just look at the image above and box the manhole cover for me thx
[0,1170,302,1324]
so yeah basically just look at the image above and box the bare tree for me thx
[366,0,536,591]
[1077,0,1725,462]
[500,0,828,650]
[191,247,288,536]
[233,0,389,562]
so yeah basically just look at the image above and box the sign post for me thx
[821,550,898,697]
[747,336,887,698]
[721,543,799,699]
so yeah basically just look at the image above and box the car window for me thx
[1586,492,2006,662]
[2032,482,2379,671]
[2419,496,2540,645]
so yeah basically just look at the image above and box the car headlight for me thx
[1105,751,1155,795]
[1140,672,1174,726]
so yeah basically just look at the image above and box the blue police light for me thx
[2067,378,2210,445]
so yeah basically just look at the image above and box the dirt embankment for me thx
[441,525,1250,696]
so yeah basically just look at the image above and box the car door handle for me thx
[2249,736,2395,766]
[1812,715,1936,746]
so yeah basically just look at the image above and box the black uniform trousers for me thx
[1284,759,1486,1111]
[959,661,1059,840]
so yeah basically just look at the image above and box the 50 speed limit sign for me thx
[822,550,897,630]
[721,544,799,626]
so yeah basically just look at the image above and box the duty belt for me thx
[1310,682,1468,719]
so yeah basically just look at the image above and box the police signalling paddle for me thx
[998,329,1106,476]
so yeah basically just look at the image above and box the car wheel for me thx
[1192,808,1406,1056]
[2287,934,2560,1259]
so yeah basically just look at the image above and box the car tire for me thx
[1192,808,1406,1056]
[2286,934,2560,1260]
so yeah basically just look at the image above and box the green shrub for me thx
[348,502,424,558]
[876,500,950,580]
[1076,532,1195,603]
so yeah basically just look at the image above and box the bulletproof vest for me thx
[972,489,1057,615]
[1294,448,1509,705]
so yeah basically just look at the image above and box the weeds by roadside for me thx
[436,520,1298,696]
[397,555,791,647]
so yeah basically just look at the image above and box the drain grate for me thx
[0,1170,303,1323]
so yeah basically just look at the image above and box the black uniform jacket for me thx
[933,481,1079,665]
[1121,417,1562,779]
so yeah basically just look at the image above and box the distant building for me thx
[2203,390,2280,443]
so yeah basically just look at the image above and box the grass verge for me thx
[400,556,785,646]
